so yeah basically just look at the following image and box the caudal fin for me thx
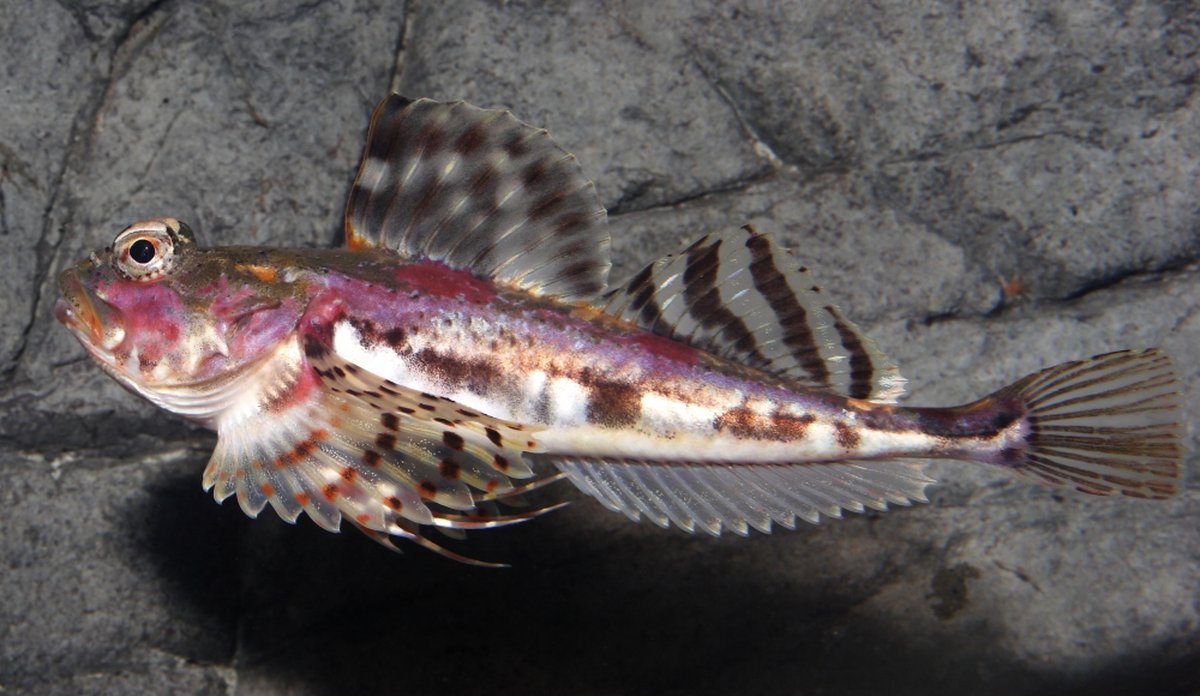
[1003,348,1183,499]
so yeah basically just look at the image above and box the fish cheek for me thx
[105,283,189,369]
[222,299,305,363]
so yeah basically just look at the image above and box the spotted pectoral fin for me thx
[343,95,610,301]
[202,333,552,561]
[601,225,906,403]
[555,458,934,535]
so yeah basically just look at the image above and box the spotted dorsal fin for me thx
[344,95,611,301]
[601,225,906,402]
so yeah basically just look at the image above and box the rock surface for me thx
[1,1,1197,694]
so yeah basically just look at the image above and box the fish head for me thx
[55,218,308,412]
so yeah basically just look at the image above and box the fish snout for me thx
[55,267,126,350]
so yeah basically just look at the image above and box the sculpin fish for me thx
[55,95,1183,565]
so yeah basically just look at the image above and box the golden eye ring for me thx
[112,219,179,281]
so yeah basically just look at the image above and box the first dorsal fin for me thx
[601,225,906,402]
[344,95,611,301]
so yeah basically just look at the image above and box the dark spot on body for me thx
[340,467,357,482]
[418,480,438,498]
[322,483,339,501]
[376,433,397,450]
[714,408,816,442]
[485,427,502,446]
[585,380,643,427]
[381,413,400,431]
[363,450,382,467]
[834,422,861,449]
[384,495,403,511]
[439,458,461,480]
[493,454,510,472]
[410,348,507,395]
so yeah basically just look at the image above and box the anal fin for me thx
[555,458,935,536]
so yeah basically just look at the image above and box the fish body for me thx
[56,96,1183,563]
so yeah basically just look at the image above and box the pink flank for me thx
[392,261,497,304]
[628,332,699,366]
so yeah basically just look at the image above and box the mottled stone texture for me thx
[1,1,1197,694]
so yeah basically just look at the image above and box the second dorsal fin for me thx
[344,95,611,301]
[601,225,906,402]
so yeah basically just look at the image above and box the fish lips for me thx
[55,267,126,351]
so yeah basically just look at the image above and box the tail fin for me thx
[1002,348,1183,499]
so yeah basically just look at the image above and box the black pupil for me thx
[129,239,156,264]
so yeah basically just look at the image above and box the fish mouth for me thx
[56,267,125,350]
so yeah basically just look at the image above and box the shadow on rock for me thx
[114,461,243,664]
[213,508,1035,695]
[114,475,1200,695]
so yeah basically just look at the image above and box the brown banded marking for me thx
[825,305,874,400]
[601,225,904,402]
[623,263,674,337]
[743,230,829,385]
[683,237,770,370]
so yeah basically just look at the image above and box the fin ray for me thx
[344,96,610,300]
[601,225,905,402]
[203,332,561,559]
[995,349,1183,499]
[556,458,935,535]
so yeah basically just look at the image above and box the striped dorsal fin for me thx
[601,225,906,402]
[344,95,611,301]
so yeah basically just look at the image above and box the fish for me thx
[55,95,1184,566]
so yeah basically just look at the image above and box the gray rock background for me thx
[2,1,1197,693]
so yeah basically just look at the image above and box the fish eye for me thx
[112,219,178,281]
[129,239,156,264]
